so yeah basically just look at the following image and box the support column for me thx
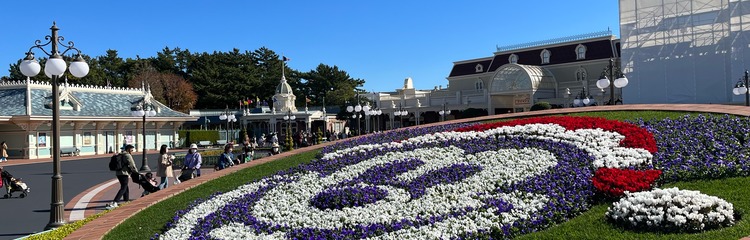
[156,122,168,150]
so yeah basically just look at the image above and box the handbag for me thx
[178,168,195,182]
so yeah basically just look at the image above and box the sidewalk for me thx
[64,167,214,222]
[0,149,188,223]
[0,149,172,167]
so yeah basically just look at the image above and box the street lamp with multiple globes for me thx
[131,98,157,172]
[596,58,629,105]
[319,96,327,140]
[572,88,593,107]
[282,110,296,150]
[732,70,750,106]
[366,108,382,132]
[19,22,90,230]
[393,103,408,128]
[346,93,364,135]
[219,107,237,142]
[361,104,371,133]
[439,102,451,121]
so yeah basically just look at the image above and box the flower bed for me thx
[631,114,750,182]
[156,116,660,239]
[606,187,735,232]
[592,168,662,198]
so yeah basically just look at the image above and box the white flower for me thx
[606,187,735,232]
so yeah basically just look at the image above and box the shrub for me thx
[530,102,552,111]
[177,130,220,146]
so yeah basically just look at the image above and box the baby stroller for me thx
[131,172,160,196]
[1,168,30,198]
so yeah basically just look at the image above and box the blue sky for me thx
[0,1,620,93]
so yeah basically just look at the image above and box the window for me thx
[475,64,484,73]
[575,66,587,82]
[575,44,587,60]
[540,49,551,64]
[508,54,518,64]
[83,132,92,145]
[475,79,484,91]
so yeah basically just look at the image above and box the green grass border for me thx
[23,208,115,240]
[102,110,749,239]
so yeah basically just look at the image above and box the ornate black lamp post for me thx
[439,102,451,121]
[596,58,629,105]
[19,22,90,230]
[319,96,328,138]
[367,108,382,132]
[732,70,750,106]
[572,88,592,107]
[393,103,408,128]
[346,93,363,135]
[283,110,296,150]
[131,91,157,172]
[219,106,236,142]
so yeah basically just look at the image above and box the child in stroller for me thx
[0,166,30,198]
[131,171,160,197]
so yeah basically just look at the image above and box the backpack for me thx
[108,154,124,171]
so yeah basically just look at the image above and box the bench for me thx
[215,140,227,146]
[60,146,80,156]
[197,141,212,148]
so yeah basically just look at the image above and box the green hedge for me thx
[177,130,220,147]
[530,101,552,111]
[172,149,266,168]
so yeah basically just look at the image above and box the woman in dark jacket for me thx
[106,145,137,209]
[217,144,234,170]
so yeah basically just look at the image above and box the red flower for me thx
[591,168,662,197]
[454,116,657,153]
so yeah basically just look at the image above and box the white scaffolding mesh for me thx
[620,0,750,104]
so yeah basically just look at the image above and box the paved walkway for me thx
[36,104,749,239]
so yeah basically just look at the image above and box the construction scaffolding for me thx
[620,0,750,104]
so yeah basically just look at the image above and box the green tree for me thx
[300,64,365,107]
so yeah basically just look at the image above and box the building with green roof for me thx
[0,79,197,159]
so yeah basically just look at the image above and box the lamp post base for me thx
[140,150,151,172]
[45,221,65,231]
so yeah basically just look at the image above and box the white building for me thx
[0,79,196,159]
[187,70,345,141]
[369,31,624,128]
[619,0,750,104]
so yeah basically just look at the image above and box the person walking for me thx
[156,144,174,189]
[1,141,8,162]
[107,145,137,210]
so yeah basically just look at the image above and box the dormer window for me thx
[46,81,82,111]
[576,44,587,60]
[508,54,518,64]
[475,64,484,73]
[540,49,551,64]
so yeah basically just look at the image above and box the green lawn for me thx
[101,111,749,239]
